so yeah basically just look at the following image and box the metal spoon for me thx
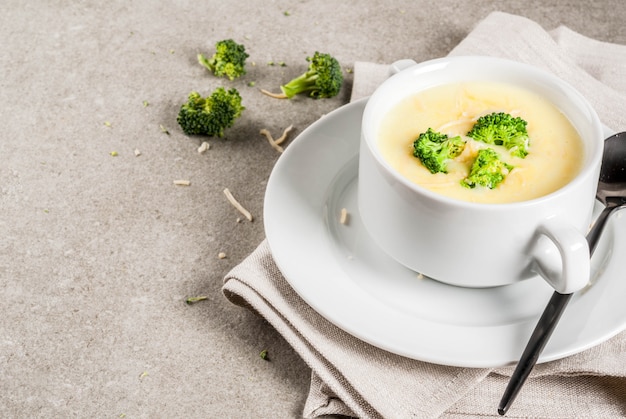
[498,131,626,416]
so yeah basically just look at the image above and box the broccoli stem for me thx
[280,72,318,98]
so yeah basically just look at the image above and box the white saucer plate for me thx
[264,98,626,368]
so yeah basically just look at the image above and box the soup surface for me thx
[377,82,584,203]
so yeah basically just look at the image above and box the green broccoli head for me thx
[176,87,245,137]
[198,39,249,80]
[280,52,343,99]
[412,128,466,174]
[466,112,530,158]
[461,148,513,189]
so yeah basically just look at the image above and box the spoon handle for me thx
[587,201,620,255]
[497,292,571,415]
[497,204,614,416]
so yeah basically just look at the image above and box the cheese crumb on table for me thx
[198,141,210,154]
[259,125,294,153]
[223,188,253,221]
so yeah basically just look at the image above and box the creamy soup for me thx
[377,82,585,204]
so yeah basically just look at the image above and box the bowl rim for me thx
[361,56,604,210]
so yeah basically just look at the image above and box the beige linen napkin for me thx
[223,12,626,418]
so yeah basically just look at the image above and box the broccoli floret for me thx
[176,88,245,137]
[198,39,249,81]
[466,112,530,158]
[412,128,466,174]
[461,148,513,189]
[279,52,343,99]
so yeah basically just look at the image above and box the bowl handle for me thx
[530,222,590,293]
[388,59,417,77]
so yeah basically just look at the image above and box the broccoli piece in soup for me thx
[412,128,466,174]
[461,148,513,189]
[467,112,530,158]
